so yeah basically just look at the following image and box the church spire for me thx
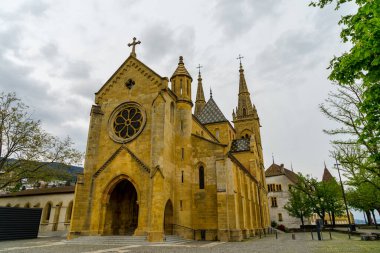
[233,55,255,120]
[195,64,206,115]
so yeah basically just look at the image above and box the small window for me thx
[278,213,283,221]
[271,197,277,207]
[181,148,184,160]
[180,200,183,211]
[199,166,205,189]
[288,185,292,191]
[180,79,183,95]
[170,102,175,123]
[172,80,176,92]
[187,80,190,95]
[243,108,247,116]
[181,171,184,183]
[180,120,184,132]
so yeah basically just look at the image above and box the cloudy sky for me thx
[0,0,356,179]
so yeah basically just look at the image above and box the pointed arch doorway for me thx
[164,200,174,235]
[104,179,139,235]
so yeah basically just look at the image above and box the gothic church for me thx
[69,38,270,242]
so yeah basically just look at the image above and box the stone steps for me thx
[64,235,193,245]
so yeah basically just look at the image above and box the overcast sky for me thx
[0,0,356,180]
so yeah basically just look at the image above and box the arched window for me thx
[243,108,247,116]
[172,80,176,93]
[65,201,73,223]
[199,166,205,189]
[180,79,183,95]
[245,134,249,139]
[170,102,175,123]
[43,202,52,223]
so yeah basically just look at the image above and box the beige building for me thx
[69,39,270,242]
[0,186,75,232]
[265,163,306,228]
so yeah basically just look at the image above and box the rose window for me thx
[109,102,146,143]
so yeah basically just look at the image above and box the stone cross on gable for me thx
[128,37,141,57]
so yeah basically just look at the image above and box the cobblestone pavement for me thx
[0,232,379,253]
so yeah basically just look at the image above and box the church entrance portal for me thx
[104,179,138,235]
[164,200,174,235]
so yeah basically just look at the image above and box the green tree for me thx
[346,183,380,225]
[322,179,346,226]
[0,92,82,191]
[320,83,379,190]
[295,173,345,225]
[284,187,313,226]
[311,0,380,168]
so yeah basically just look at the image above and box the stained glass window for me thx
[109,102,146,143]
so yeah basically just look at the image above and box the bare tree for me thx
[0,92,82,191]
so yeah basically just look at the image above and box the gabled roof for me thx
[265,163,298,184]
[196,97,228,124]
[230,138,250,152]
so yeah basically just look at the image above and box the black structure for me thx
[0,207,42,241]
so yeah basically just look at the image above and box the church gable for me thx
[95,56,168,104]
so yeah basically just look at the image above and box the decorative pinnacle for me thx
[210,88,213,98]
[128,37,141,57]
[179,56,184,64]
[237,54,244,68]
[196,64,203,76]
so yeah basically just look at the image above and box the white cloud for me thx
[0,0,354,179]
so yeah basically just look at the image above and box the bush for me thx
[271,220,278,228]
[277,224,286,232]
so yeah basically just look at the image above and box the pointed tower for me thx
[194,66,206,116]
[170,56,193,103]
[322,165,335,182]
[232,59,260,141]
[233,61,257,121]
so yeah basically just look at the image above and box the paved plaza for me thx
[0,232,379,253]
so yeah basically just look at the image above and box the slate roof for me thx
[230,138,250,152]
[0,186,75,198]
[196,97,228,124]
[265,163,298,184]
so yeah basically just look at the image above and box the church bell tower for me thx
[232,56,261,145]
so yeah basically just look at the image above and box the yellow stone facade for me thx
[69,43,270,242]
